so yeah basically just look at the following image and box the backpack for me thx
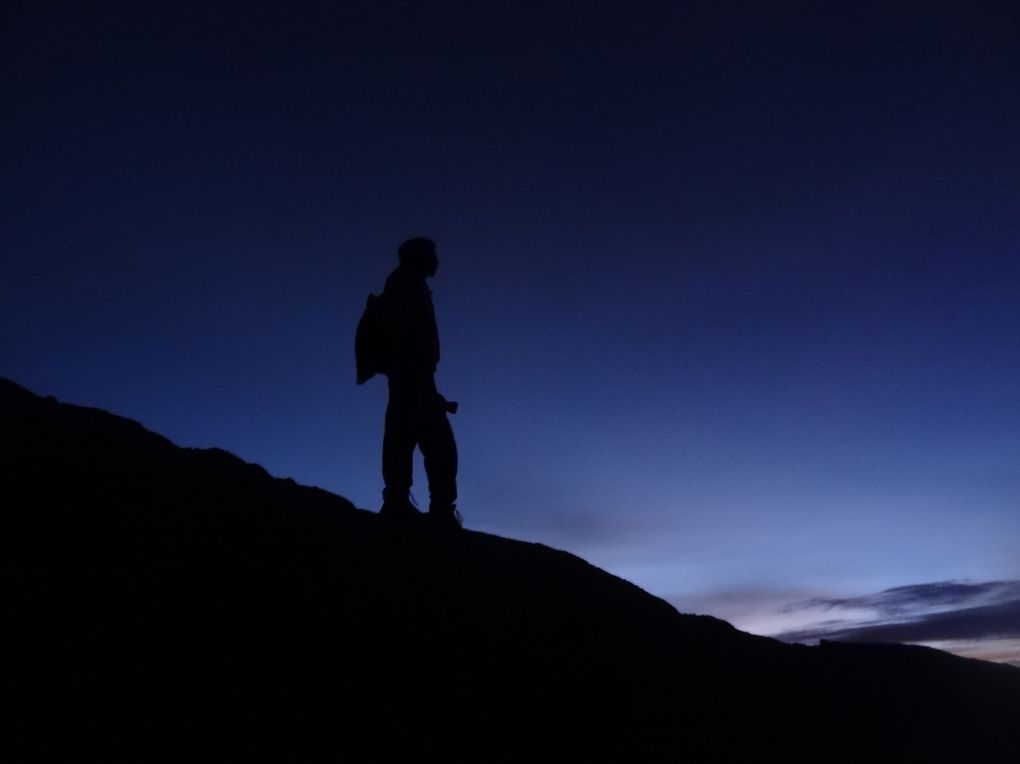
[355,293,392,384]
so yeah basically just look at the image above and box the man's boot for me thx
[380,494,422,522]
[427,503,462,530]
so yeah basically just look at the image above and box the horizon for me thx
[3,2,1018,665]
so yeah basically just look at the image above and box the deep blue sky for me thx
[3,2,1018,661]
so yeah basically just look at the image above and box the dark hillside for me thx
[2,377,1017,761]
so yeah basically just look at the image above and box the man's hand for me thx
[436,393,459,415]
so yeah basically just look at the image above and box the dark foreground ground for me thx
[3,376,1018,761]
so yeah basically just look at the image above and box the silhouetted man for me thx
[379,237,460,529]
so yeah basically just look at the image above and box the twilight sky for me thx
[3,2,1018,662]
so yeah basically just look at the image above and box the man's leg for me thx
[419,394,458,521]
[381,378,417,514]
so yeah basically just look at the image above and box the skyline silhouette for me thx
[6,374,1018,759]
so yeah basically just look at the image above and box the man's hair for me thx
[397,236,436,264]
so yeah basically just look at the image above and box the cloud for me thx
[778,598,1020,644]
[773,580,1020,647]
[783,580,1020,618]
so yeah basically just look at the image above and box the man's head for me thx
[397,236,439,278]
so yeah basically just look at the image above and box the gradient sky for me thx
[3,2,1018,662]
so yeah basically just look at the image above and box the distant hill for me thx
[3,376,1018,761]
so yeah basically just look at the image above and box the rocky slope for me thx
[3,377,1017,761]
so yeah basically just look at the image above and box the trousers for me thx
[382,371,458,510]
